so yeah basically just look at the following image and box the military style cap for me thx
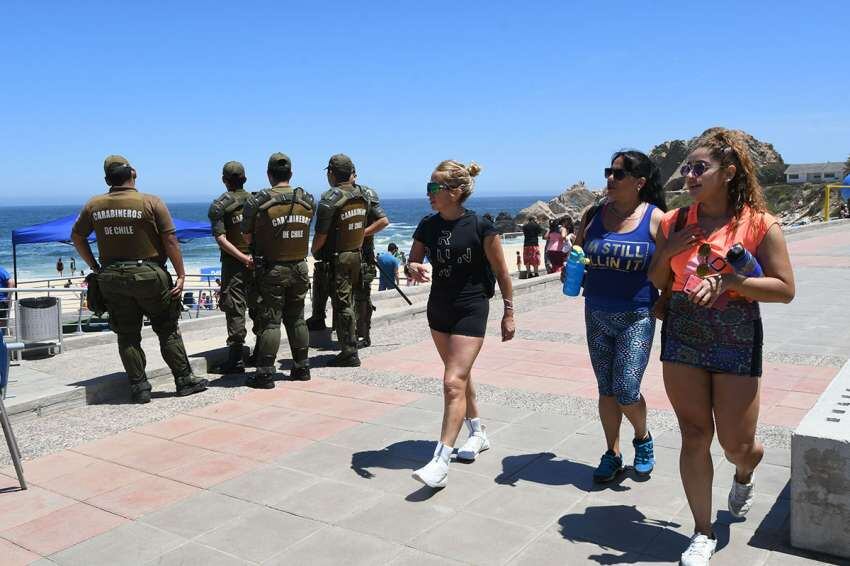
[267,152,292,172]
[222,161,245,179]
[103,154,131,174]
[326,153,355,177]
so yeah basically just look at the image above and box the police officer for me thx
[313,154,385,366]
[354,181,388,348]
[208,161,257,373]
[71,155,208,403]
[241,153,314,387]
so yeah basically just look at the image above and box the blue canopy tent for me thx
[10,214,212,283]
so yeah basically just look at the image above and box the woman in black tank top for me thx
[406,160,515,489]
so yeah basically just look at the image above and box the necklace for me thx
[608,201,644,221]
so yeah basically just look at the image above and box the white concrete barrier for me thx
[791,359,850,559]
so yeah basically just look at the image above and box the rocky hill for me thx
[651,127,786,191]
[509,182,597,231]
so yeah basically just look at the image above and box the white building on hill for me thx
[784,162,845,184]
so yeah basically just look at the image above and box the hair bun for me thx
[466,162,482,178]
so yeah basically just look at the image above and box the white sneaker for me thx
[412,443,451,488]
[457,426,490,461]
[728,473,755,518]
[680,533,716,566]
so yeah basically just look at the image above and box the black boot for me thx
[245,348,258,367]
[306,317,327,331]
[175,374,209,397]
[328,352,361,367]
[217,345,245,374]
[129,378,152,404]
[290,366,311,381]
[357,337,371,348]
[245,369,276,389]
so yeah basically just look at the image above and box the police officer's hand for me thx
[171,275,185,298]
[407,262,430,283]
[501,312,516,342]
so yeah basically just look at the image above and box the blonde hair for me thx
[694,127,767,216]
[433,160,482,203]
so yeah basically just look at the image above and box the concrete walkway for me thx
[1,221,848,565]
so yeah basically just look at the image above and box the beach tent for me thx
[10,214,212,283]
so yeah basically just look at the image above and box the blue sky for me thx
[1,1,847,205]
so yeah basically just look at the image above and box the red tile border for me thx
[1,502,126,556]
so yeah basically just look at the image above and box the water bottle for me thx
[726,243,763,277]
[562,245,589,296]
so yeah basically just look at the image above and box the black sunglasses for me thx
[604,167,630,181]
[680,161,713,178]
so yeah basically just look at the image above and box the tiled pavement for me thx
[2,223,848,564]
[0,377,808,565]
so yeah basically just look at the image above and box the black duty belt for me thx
[105,259,165,268]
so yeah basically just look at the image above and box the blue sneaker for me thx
[632,433,655,477]
[593,450,623,483]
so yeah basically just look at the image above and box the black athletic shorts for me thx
[427,295,489,337]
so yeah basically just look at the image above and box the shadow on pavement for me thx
[496,452,631,493]
[559,504,688,564]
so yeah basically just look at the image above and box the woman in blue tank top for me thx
[574,150,667,484]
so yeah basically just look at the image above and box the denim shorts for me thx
[584,306,656,405]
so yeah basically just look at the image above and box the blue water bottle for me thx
[726,243,763,277]
[562,245,588,296]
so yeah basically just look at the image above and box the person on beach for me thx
[56,257,64,277]
[377,243,401,291]
[0,265,14,336]
[545,219,569,274]
[354,174,389,349]
[71,155,208,403]
[521,216,544,277]
[70,257,76,276]
[209,161,258,374]
[574,150,667,485]
[406,160,515,488]
[648,128,795,566]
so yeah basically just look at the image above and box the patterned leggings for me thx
[584,306,655,405]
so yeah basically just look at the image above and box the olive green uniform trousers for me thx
[331,251,361,357]
[220,256,256,347]
[254,260,310,372]
[309,261,331,323]
[354,262,376,340]
[98,262,193,395]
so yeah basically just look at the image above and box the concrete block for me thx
[791,359,850,559]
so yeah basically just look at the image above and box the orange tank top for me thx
[660,204,778,301]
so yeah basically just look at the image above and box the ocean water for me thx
[0,195,551,280]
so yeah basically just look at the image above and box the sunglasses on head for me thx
[680,161,714,178]
[604,167,630,181]
[695,243,728,278]
[426,182,450,196]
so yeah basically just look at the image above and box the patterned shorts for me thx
[523,245,540,266]
[584,306,656,405]
[661,293,763,377]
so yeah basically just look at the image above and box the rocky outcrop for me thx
[514,182,596,227]
[493,211,517,234]
[651,128,785,192]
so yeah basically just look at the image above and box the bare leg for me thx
[599,395,623,453]
[664,362,715,536]
[619,395,648,440]
[713,373,764,483]
[430,330,484,447]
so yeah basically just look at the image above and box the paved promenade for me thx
[1,221,848,565]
